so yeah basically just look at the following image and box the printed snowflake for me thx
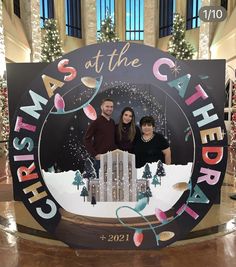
[171,62,181,77]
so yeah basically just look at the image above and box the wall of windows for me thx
[159,0,176,38]
[40,0,54,27]
[13,0,20,18]
[96,0,144,41]
[65,0,82,38]
[125,0,144,41]
[186,0,201,30]
[96,0,115,33]
[221,0,228,10]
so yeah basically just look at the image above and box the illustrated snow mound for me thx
[42,162,192,218]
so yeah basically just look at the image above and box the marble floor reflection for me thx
[0,150,236,267]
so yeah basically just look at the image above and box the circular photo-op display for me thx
[9,42,227,249]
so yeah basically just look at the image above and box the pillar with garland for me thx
[168,13,195,60]
[230,81,236,150]
[0,0,9,156]
[229,80,236,200]
[0,77,9,155]
[97,11,119,42]
[41,19,63,62]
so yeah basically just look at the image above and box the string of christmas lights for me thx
[115,181,192,247]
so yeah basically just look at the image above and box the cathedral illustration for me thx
[87,149,149,202]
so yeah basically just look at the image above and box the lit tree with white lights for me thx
[41,19,63,62]
[97,10,119,43]
[168,13,194,60]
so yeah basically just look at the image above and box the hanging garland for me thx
[230,81,236,150]
[0,76,9,155]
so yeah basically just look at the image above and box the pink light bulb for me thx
[83,104,97,120]
[54,93,65,113]
[155,208,167,223]
[133,230,143,247]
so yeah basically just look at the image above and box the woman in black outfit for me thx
[133,116,171,168]
[115,107,140,153]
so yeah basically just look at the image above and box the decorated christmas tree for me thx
[155,160,166,185]
[168,13,194,60]
[80,186,89,202]
[230,81,236,150]
[0,76,9,156]
[97,10,119,43]
[72,170,85,190]
[41,19,63,62]
[142,163,152,179]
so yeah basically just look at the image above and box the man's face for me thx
[101,101,114,117]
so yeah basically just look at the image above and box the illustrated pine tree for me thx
[151,174,161,187]
[91,195,97,206]
[82,158,97,179]
[80,186,89,202]
[155,160,166,185]
[41,19,63,62]
[168,13,195,60]
[137,187,152,203]
[72,170,85,190]
[97,10,119,42]
[143,187,152,204]
[142,163,152,179]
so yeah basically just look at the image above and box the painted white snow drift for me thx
[42,162,192,218]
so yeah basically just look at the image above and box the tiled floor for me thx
[0,150,236,267]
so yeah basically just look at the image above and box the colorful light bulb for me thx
[54,93,65,113]
[155,208,167,223]
[172,182,190,192]
[134,197,148,212]
[83,104,97,120]
[81,77,97,88]
[133,230,143,247]
[159,231,175,241]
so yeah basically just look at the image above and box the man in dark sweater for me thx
[84,98,117,176]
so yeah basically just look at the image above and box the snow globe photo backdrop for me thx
[8,42,227,249]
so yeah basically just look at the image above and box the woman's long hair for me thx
[117,107,136,142]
